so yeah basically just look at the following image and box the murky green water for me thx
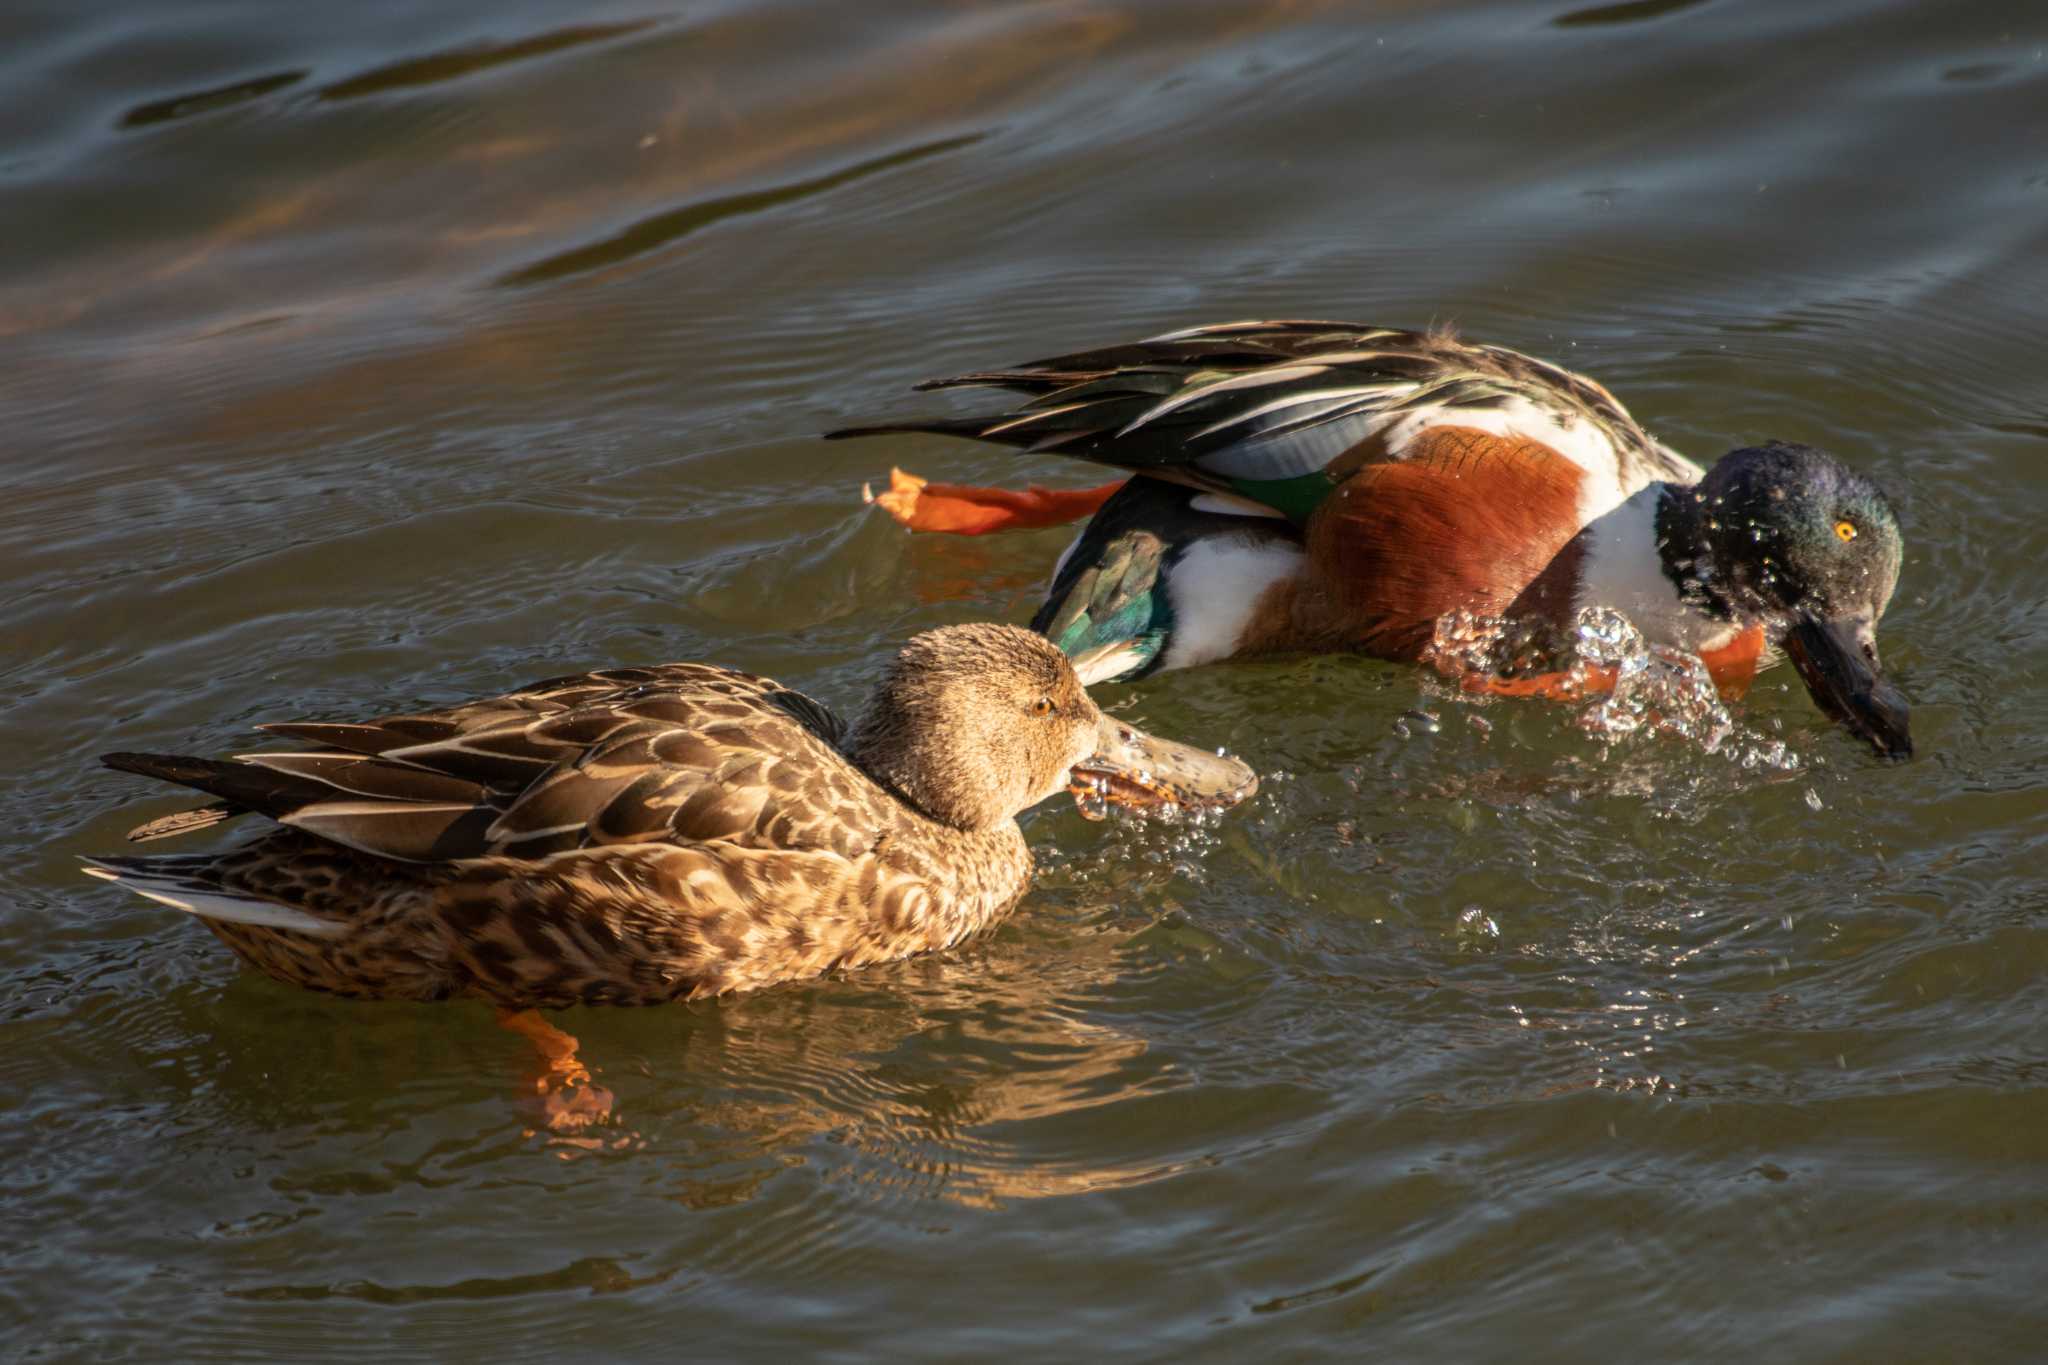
[5,1,2045,1357]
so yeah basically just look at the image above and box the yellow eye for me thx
[1031,697,1055,717]
[1834,520,1857,542]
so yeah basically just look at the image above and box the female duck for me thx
[833,321,1911,757]
[86,624,1254,1008]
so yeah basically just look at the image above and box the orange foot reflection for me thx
[496,1007,621,1147]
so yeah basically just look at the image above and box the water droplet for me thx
[1393,709,1440,739]
[1454,905,1500,944]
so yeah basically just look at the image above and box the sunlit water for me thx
[4,1,2045,1359]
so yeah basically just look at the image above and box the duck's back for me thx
[834,321,1705,523]
[116,664,885,858]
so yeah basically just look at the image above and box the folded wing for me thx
[105,664,882,864]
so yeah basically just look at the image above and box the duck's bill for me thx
[1784,615,1912,760]
[1069,715,1258,814]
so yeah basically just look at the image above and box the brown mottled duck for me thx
[85,624,1255,1115]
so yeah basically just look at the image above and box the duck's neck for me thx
[839,689,1049,945]
[1650,481,1744,621]
[834,718,1036,955]
[843,708,1012,834]
[1561,483,1747,654]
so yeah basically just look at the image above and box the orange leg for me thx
[497,1007,614,1136]
[1455,664,1619,701]
[1455,627,1763,706]
[863,467,1126,535]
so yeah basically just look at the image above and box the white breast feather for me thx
[1158,537,1304,673]
[1574,488,1741,653]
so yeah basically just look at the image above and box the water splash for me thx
[1430,607,1560,683]
[1391,709,1441,740]
[1042,788,1246,899]
[1571,608,1734,751]
[1071,781,1112,823]
[1430,607,1800,770]
[1069,776,1239,828]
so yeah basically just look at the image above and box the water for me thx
[5,0,2046,1357]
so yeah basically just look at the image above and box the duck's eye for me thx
[1834,520,1857,542]
[1031,697,1056,717]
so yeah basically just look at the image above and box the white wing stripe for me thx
[1187,385,1412,442]
[1118,364,1333,435]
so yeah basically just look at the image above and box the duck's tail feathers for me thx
[79,855,345,937]
[102,751,318,814]
[101,750,295,843]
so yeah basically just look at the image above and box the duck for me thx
[83,623,1257,1017]
[830,320,1911,758]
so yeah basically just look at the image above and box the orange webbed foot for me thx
[862,467,1125,535]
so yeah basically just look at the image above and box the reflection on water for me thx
[499,132,988,287]
[120,71,309,129]
[1552,0,1717,28]
[317,21,656,102]
[639,950,1181,1212]
[5,0,2047,1357]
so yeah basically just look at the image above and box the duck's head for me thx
[1663,441,1910,758]
[848,623,1257,831]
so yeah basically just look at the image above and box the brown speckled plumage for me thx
[87,624,1124,1008]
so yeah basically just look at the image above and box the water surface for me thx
[4,0,2046,1358]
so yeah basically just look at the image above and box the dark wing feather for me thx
[827,321,1694,511]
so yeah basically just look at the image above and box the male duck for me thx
[85,624,1255,1012]
[832,321,1911,757]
